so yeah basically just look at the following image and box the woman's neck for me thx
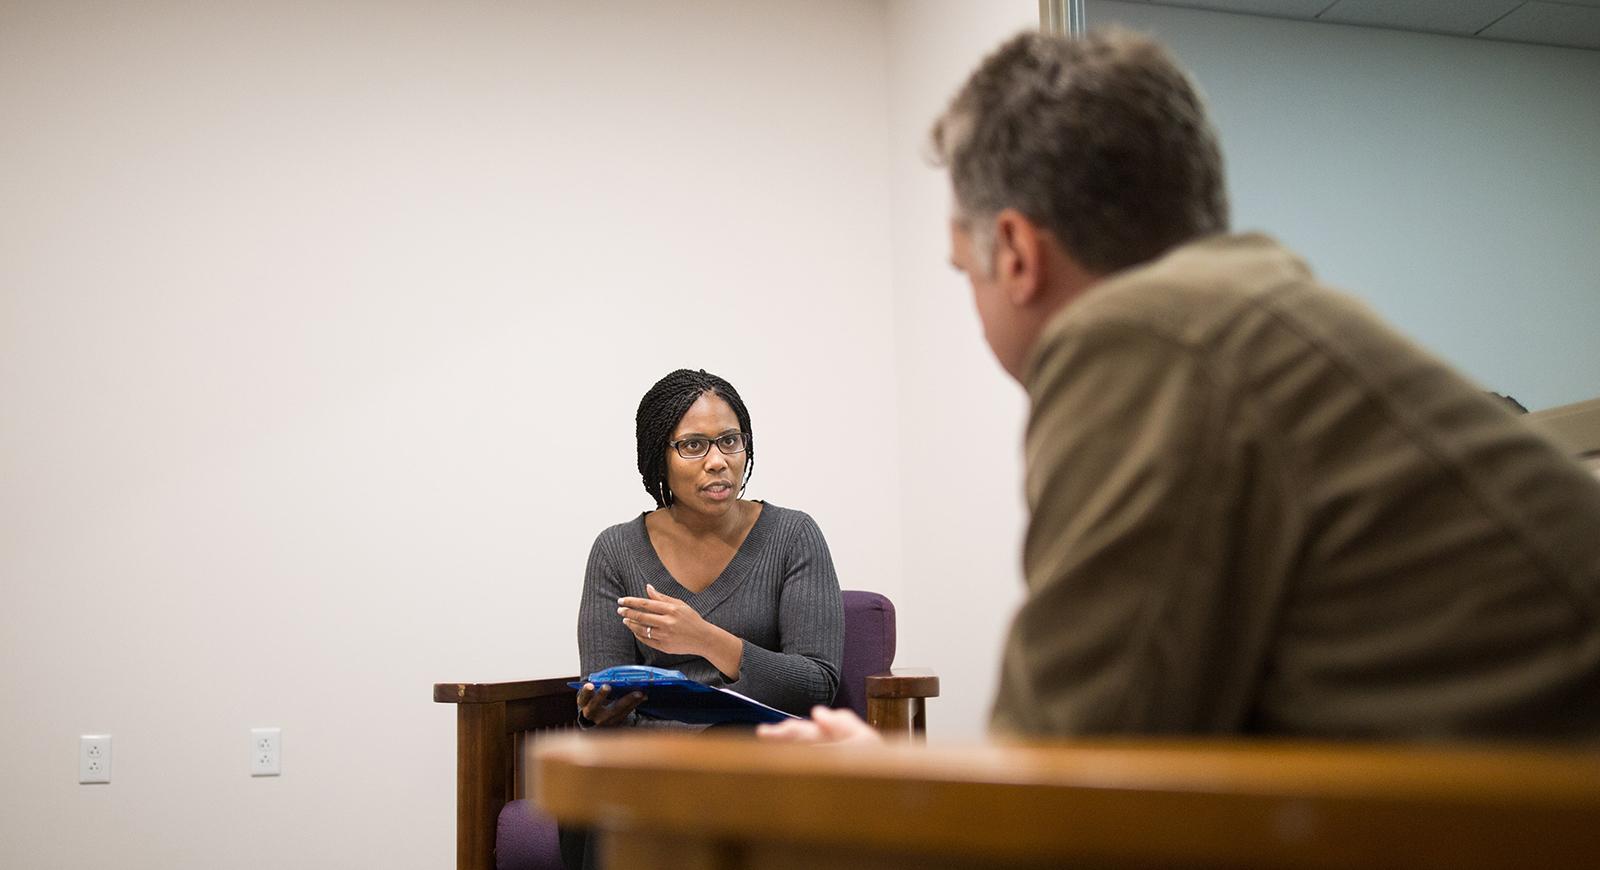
[666,499,748,541]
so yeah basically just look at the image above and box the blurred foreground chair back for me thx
[534,733,1600,870]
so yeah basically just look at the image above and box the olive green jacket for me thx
[992,233,1600,739]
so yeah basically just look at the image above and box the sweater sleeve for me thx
[721,512,844,715]
[574,526,705,732]
[576,528,641,679]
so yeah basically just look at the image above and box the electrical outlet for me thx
[251,727,281,777]
[79,734,111,784]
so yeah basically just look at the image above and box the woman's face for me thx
[666,392,746,517]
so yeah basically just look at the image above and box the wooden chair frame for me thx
[434,669,938,870]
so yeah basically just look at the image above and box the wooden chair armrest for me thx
[434,676,579,705]
[864,668,939,738]
[865,668,940,700]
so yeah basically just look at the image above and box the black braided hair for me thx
[635,369,755,508]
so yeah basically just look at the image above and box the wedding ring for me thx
[647,626,653,639]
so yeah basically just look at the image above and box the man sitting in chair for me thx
[761,29,1600,744]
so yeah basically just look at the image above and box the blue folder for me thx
[569,665,799,725]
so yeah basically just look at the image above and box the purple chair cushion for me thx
[496,800,564,870]
[835,590,896,719]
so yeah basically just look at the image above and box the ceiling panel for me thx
[1480,2,1600,49]
[1141,0,1334,19]
[1137,0,1600,50]
[1319,0,1521,36]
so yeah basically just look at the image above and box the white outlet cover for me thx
[251,727,281,777]
[79,734,112,784]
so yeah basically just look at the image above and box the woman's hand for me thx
[618,584,743,678]
[576,682,645,727]
[617,584,710,655]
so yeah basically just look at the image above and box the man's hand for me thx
[756,705,884,745]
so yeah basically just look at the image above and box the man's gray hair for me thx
[931,29,1229,276]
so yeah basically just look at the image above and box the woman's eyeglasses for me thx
[669,432,749,460]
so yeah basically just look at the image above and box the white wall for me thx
[884,0,1036,743]
[0,2,900,867]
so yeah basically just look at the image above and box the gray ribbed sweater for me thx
[576,502,844,717]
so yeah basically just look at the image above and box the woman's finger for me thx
[592,690,646,726]
[617,596,663,614]
[611,691,646,718]
[626,615,674,634]
[623,618,664,648]
[611,601,662,620]
[580,683,613,718]
[645,583,680,603]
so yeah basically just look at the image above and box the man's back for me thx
[994,233,1600,739]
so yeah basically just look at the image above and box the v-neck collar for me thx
[632,501,773,618]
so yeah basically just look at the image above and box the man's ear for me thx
[993,208,1045,306]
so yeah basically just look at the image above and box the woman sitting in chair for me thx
[574,368,845,728]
